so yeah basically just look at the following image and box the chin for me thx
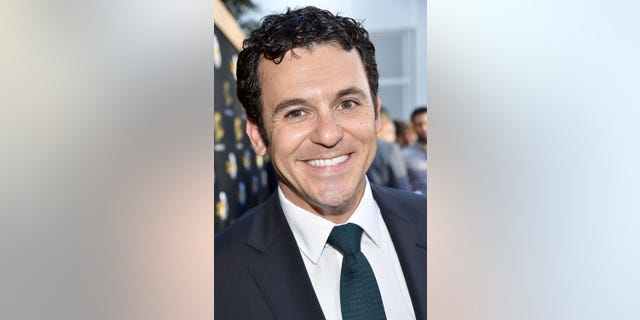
[313,191,352,209]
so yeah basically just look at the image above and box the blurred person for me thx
[378,106,397,143]
[395,119,417,148]
[402,106,428,195]
[367,107,412,190]
[214,6,426,320]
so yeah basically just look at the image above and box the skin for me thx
[246,44,381,224]
[379,118,397,143]
[412,112,428,144]
[395,122,417,147]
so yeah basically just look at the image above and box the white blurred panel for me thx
[428,0,640,319]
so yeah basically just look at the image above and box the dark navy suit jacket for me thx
[214,184,426,320]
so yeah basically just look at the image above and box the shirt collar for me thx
[279,178,382,265]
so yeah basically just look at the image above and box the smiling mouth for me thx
[306,155,349,167]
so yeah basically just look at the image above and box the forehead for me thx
[257,45,370,103]
[413,112,428,123]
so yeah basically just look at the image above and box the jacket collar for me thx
[246,192,326,319]
[245,186,426,320]
[372,185,427,320]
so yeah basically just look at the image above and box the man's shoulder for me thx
[378,139,404,153]
[370,184,426,239]
[402,142,421,153]
[371,184,426,213]
[214,198,269,253]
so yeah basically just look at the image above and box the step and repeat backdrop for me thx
[214,25,276,234]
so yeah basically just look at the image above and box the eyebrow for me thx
[335,87,367,100]
[274,98,308,114]
[273,87,368,114]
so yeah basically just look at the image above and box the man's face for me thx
[246,45,380,221]
[413,112,428,144]
[379,120,397,143]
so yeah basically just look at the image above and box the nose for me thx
[310,110,343,147]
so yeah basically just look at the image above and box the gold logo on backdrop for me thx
[242,149,251,170]
[215,191,228,221]
[213,34,221,69]
[223,81,233,106]
[234,116,243,142]
[256,155,264,169]
[226,153,237,179]
[230,54,238,80]
[238,182,246,205]
[214,112,224,142]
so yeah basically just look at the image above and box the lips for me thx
[306,154,349,167]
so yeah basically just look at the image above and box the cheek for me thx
[290,128,310,141]
[273,123,312,143]
[269,126,307,157]
[360,118,379,135]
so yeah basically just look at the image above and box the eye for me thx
[339,100,357,110]
[285,109,306,119]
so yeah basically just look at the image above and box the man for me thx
[377,106,398,143]
[402,107,428,195]
[395,120,417,148]
[367,107,412,191]
[215,7,426,320]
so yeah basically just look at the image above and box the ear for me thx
[375,96,382,134]
[246,118,267,156]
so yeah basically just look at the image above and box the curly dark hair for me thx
[411,106,428,123]
[236,6,379,146]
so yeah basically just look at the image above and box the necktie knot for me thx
[327,223,363,257]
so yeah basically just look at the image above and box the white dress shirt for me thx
[279,179,416,320]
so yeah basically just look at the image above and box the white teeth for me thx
[307,155,348,167]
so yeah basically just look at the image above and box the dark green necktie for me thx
[327,223,387,320]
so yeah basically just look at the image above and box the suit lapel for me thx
[372,186,427,320]
[246,193,326,320]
